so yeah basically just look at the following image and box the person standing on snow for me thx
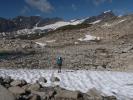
[56,57,63,73]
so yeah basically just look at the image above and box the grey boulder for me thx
[0,85,15,100]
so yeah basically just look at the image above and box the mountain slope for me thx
[83,10,116,24]
[0,16,63,32]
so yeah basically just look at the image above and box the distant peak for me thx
[104,10,112,13]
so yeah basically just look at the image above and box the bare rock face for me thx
[84,11,116,23]
[0,85,16,100]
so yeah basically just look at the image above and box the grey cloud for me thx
[25,0,53,13]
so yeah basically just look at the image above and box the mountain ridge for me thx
[0,16,63,32]
[0,11,116,33]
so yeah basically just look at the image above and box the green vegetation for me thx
[0,49,35,57]
[57,23,92,31]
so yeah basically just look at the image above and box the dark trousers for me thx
[58,64,62,73]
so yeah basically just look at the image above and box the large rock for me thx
[2,76,13,88]
[22,84,31,91]
[3,76,13,84]
[50,77,60,82]
[31,91,47,100]
[85,88,117,100]
[102,95,117,100]
[85,88,103,100]
[122,46,133,53]
[8,86,25,95]
[29,95,41,100]
[39,86,57,99]
[0,77,3,84]
[55,88,83,100]
[28,83,41,91]
[38,77,47,83]
[0,85,15,100]
[10,79,27,87]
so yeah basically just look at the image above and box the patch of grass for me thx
[56,23,92,31]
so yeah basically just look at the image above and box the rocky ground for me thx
[0,76,117,100]
[0,15,133,71]
[0,13,133,100]
[0,15,133,69]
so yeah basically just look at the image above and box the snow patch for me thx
[91,20,101,24]
[74,42,79,45]
[16,29,35,35]
[35,42,46,47]
[33,19,85,31]
[78,35,100,41]
[119,19,126,23]
[0,69,133,99]
[104,10,111,13]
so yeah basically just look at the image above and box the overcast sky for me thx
[0,0,133,20]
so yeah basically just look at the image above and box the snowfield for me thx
[35,42,47,47]
[34,19,85,30]
[0,69,133,100]
[91,20,101,24]
[78,35,100,41]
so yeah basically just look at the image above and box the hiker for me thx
[56,57,63,73]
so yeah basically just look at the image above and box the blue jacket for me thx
[57,57,63,65]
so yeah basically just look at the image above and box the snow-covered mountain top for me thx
[104,10,112,13]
